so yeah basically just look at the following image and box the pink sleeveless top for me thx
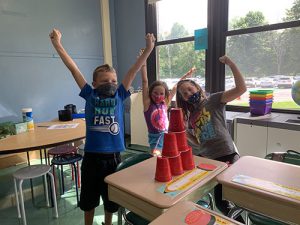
[144,102,169,133]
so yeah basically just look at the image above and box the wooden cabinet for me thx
[235,123,268,158]
[267,127,300,154]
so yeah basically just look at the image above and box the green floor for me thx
[0,147,146,225]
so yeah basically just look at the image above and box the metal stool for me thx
[51,153,83,206]
[48,145,80,192]
[13,165,58,225]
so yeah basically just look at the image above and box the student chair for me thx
[196,193,214,210]
[115,153,153,225]
[247,150,300,225]
[13,165,58,225]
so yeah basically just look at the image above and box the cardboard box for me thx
[14,122,28,134]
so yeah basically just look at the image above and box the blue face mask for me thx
[187,91,201,104]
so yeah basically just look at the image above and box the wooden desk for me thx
[0,119,85,155]
[105,156,227,221]
[149,200,242,225]
[217,156,300,224]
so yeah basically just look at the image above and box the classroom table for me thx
[105,156,227,221]
[0,118,86,203]
[0,119,85,156]
[217,156,300,224]
[149,200,242,225]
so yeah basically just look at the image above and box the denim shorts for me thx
[79,152,121,213]
[148,132,165,150]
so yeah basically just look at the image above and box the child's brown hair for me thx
[93,64,116,81]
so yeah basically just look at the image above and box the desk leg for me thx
[26,152,30,166]
[43,148,48,164]
[39,149,43,164]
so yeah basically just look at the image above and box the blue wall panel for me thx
[0,0,103,122]
[114,0,146,89]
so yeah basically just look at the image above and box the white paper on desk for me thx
[47,123,79,130]
[232,174,300,201]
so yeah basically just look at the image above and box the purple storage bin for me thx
[250,102,272,115]
[249,99,273,104]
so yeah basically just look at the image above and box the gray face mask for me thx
[96,83,117,98]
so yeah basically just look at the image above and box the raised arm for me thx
[122,33,155,91]
[219,56,247,103]
[49,29,87,89]
[168,66,196,103]
[140,51,151,111]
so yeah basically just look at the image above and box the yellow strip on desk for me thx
[232,175,300,201]
[164,168,209,193]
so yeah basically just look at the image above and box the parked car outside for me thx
[225,78,235,90]
[161,78,179,89]
[245,77,257,88]
[277,76,293,89]
[260,78,275,88]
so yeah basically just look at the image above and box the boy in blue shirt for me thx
[50,28,155,225]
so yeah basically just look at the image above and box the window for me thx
[226,0,300,111]
[147,0,300,113]
[158,42,205,89]
[157,0,207,41]
[154,0,207,90]
[229,0,296,30]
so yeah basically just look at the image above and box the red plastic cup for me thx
[155,156,172,182]
[181,147,195,170]
[175,131,189,152]
[162,133,179,157]
[168,108,185,132]
[168,154,184,176]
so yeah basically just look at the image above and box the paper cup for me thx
[181,147,195,170]
[155,156,172,182]
[169,154,184,176]
[168,108,185,132]
[162,133,179,157]
[175,131,189,152]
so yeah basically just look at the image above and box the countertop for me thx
[226,111,300,131]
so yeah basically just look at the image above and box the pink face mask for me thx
[152,94,165,104]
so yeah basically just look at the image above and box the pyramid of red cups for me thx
[155,108,195,182]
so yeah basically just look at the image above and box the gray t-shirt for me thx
[188,92,235,159]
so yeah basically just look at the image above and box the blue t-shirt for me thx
[79,83,130,153]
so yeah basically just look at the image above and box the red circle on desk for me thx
[197,163,217,171]
[185,210,211,225]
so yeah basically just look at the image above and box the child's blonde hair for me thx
[176,79,207,120]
